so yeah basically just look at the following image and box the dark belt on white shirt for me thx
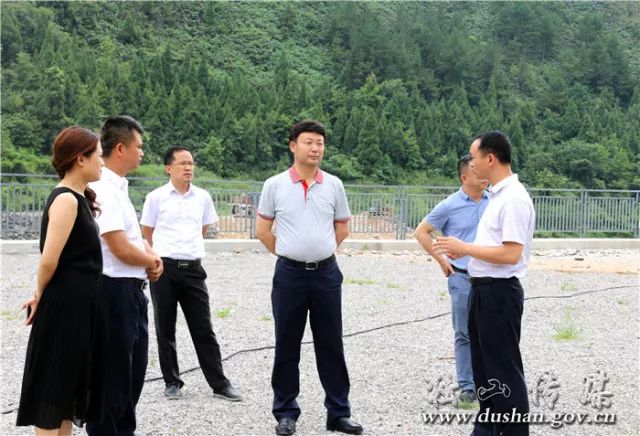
[104,276,147,291]
[451,264,468,274]
[278,254,336,271]
[162,257,202,269]
[469,276,518,286]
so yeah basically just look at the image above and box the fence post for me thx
[249,192,260,239]
[580,190,588,237]
[635,192,640,239]
[394,189,400,240]
[395,189,407,240]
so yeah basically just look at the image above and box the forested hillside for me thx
[2,1,639,188]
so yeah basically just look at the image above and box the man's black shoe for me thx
[164,383,182,399]
[213,385,242,402]
[326,417,363,435]
[275,417,296,435]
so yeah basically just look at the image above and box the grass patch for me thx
[552,307,580,340]
[617,298,629,305]
[552,324,581,341]
[379,299,391,305]
[437,290,448,301]
[216,308,232,319]
[385,282,401,289]
[345,278,376,285]
[0,310,22,321]
[560,282,577,292]
[259,315,272,321]
[457,400,480,410]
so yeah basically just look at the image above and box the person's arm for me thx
[102,230,159,268]
[256,215,276,255]
[433,237,524,265]
[141,225,154,246]
[202,193,217,238]
[334,180,351,249]
[22,193,78,325]
[140,234,163,282]
[414,220,454,277]
[334,221,349,247]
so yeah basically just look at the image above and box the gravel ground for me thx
[1,250,638,436]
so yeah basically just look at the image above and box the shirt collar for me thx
[167,181,193,196]
[101,166,128,190]
[288,166,324,184]
[458,188,489,201]
[487,174,518,196]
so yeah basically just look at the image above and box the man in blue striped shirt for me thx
[415,154,488,403]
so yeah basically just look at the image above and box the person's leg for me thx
[271,260,309,421]
[447,273,474,393]
[468,284,493,436]
[487,279,528,436]
[178,265,229,390]
[308,262,351,423]
[127,286,149,433]
[471,280,528,436]
[87,276,138,436]
[150,268,182,388]
[35,427,59,436]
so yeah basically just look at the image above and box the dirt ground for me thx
[528,251,639,275]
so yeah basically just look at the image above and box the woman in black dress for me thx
[17,127,105,435]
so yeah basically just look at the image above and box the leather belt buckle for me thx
[305,261,320,271]
[177,260,190,269]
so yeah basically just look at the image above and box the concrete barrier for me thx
[2,238,638,255]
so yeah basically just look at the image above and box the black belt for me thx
[104,276,147,291]
[469,276,518,286]
[162,257,201,269]
[451,264,468,274]
[278,254,336,271]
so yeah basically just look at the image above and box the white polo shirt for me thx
[140,182,217,260]
[90,167,147,279]
[468,174,535,279]
[258,167,351,262]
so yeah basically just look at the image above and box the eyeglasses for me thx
[171,161,195,167]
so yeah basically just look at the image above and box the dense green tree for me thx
[0,1,638,189]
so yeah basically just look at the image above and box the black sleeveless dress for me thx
[17,187,105,429]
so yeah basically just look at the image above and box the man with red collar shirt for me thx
[256,120,363,436]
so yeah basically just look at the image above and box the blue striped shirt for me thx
[425,188,489,270]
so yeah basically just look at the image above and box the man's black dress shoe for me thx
[275,417,296,435]
[326,417,363,435]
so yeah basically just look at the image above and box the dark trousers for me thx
[468,277,529,436]
[150,261,229,391]
[271,257,351,423]
[87,275,148,436]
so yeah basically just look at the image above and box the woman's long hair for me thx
[51,126,101,216]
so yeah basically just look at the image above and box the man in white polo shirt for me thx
[256,120,363,436]
[434,131,534,436]
[87,115,163,436]
[140,145,241,402]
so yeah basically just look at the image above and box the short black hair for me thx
[289,120,326,142]
[473,130,512,164]
[100,115,144,158]
[457,154,472,180]
[163,145,192,165]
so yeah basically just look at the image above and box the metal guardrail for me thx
[1,175,639,239]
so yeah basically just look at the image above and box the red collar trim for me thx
[288,166,324,183]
